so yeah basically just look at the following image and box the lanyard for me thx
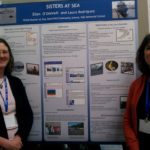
[0,77,8,112]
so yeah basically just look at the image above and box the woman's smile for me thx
[0,43,10,69]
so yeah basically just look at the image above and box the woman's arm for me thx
[0,136,22,150]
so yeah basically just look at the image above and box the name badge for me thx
[3,112,18,129]
[139,119,150,134]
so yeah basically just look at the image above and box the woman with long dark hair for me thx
[124,34,150,150]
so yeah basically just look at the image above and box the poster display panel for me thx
[0,0,137,142]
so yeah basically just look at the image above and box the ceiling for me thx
[0,0,63,4]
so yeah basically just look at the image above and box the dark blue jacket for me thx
[0,75,33,144]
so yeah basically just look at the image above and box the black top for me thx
[137,81,150,150]
[137,81,147,121]
[0,75,33,144]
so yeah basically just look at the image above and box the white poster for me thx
[41,23,88,141]
[88,20,137,141]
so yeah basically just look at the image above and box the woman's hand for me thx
[0,135,23,150]
[9,135,23,150]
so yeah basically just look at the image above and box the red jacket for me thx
[124,74,147,150]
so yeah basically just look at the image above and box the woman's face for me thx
[0,42,10,70]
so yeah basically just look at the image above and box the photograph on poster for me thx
[66,90,85,106]
[45,83,63,98]
[116,28,133,42]
[105,60,118,71]
[26,63,39,75]
[121,62,134,75]
[26,32,37,46]
[120,96,127,109]
[45,122,61,135]
[90,62,103,76]
[44,61,63,77]
[14,61,24,72]
[66,67,84,83]
[112,1,135,18]
[0,7,16,24]
[68,122,84,135]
